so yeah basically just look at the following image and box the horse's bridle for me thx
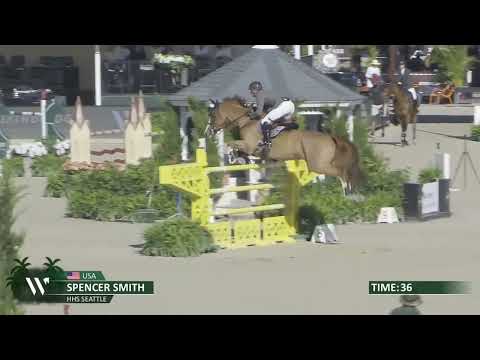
[206,99,250,137]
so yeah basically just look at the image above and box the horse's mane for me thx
[222,95,247,106]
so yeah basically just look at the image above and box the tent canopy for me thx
[168,46,366,107]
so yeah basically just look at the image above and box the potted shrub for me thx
[471,125,480,142]
[403,167,451,221]
[152,54,195,88]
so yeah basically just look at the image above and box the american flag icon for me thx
[67,272,80,280]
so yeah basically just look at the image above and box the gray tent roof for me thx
[168,47,366,107]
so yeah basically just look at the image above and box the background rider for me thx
[398,60,420,108]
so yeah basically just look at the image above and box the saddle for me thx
[399,87,420,111]
[258,118,299,140]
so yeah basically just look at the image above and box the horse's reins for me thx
[223,111,251,129]
[212,105,251,131]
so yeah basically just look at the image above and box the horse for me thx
[206,97,364,194]
[383,83,418,146]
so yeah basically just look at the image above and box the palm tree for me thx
[429,45,478,87]
[6,257,31,289]
[43,257,63,272]
[43,257,64,280]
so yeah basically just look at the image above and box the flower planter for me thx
[403,179,451,221]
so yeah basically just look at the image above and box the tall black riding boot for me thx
[261,122,272,148]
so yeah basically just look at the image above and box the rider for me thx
[248,81,296,148]
[398,60,420,110]
[369,74,385,124]
[365,59,382,92]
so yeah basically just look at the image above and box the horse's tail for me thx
[331,136,365,190]
[347,142,365,190]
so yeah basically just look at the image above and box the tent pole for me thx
[94,45,102,106]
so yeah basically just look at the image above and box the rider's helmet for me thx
[249,81,263,92]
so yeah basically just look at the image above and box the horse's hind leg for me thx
[401,119,408,146]
[369,117,375,137]
[412,120,417,145]
[339,177,348,197]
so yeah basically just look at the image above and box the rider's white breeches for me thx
[408,88,417,100]
[261,100,295,125]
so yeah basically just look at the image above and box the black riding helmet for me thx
[249,81,263,92]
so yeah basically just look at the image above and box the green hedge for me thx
[151,102,182,165]
[63,160,188,222]
[2,157,24,177]
[45,172,66,198]
[66,188,182,222]
[471,125,480,141]
[0,171,25,314]
[298,179,403,234]
[31,155,66,177]
[142,217,217,257]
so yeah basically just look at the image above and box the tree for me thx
[43,257,64,279]
[0,170,25,314]
[388,45,398,83]
[430,45,478,87]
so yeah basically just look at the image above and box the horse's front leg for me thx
[227,140,252,155]
[226,140,254,164]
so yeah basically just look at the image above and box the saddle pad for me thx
[270,126,287,139]
[255,122,286,139]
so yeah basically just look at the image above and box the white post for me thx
[41,97,47,140]
[216,129,225,166]
[474,106,480,125]
[294,45,301,60]
[180,107,189,161]
[94,45,102,106]
[248,156,262,203]
[307,45,314,56]
[347,109,354,142]
[435,153,451,179]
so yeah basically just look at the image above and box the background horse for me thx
[207,98,364,193]
[383,83,418,146]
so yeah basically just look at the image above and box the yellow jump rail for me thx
[158,140,317,249]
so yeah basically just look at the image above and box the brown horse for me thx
[206,98,364,192]
[383,83,418,146]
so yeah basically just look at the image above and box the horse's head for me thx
[205,97,250,138]
[383,82,400,99]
